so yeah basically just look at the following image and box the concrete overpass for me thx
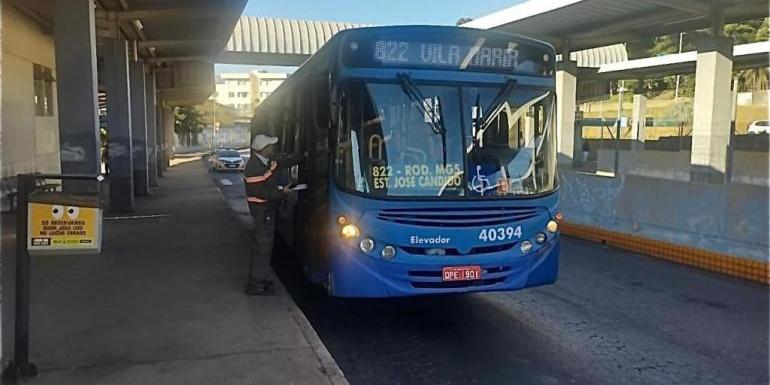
[220,16,369,65]
[218,16,631,68]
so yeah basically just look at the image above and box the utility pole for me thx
[614,81,625,175]
[674,32,684,100]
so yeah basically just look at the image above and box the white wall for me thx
[1,4,60,177]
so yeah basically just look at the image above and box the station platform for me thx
[0,162,347,385]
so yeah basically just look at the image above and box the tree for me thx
[730,18,770,91]
[196,100,236,127]
[626,18,769,93]
[174,106,204,146]
[456,17,473,26]
[737,67,769,92]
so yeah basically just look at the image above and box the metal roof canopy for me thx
[11,0,247,62]
[590,41,770,81]
[11,0,247,105]
[464,0,769,52]
[220,16,370,66]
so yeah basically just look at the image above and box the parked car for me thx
[747,120,769,134]
[211,149,245,172]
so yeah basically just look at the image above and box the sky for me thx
[215,0,523,73]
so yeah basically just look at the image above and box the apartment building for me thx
[212,71,288,118]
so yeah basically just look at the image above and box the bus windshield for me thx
[334,80,557,198]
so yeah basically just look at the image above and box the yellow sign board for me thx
[27,202,102,255]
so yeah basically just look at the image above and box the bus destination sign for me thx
[344,33,553,76]
[375,40,521,70]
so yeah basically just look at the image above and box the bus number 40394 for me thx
[478,226,522,242]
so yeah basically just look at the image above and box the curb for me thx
[561,221,769,285]
[283,291,350,385]
[207,164,350,385]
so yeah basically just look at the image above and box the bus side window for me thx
[311,76,330,184]
[314,76,330,130]
[282,96,296,153]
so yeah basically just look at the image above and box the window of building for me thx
[228,92,235,97]
[238,92,248,98]
[261,80,268,86]
[33,64,55,116]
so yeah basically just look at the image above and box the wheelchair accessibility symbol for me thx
[470,165,498,195]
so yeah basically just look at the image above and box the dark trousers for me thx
[251,205,276,261]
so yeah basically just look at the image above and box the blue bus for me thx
[253,26,560,297]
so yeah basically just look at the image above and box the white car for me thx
[211,149,245,172]
[747,120,769,134]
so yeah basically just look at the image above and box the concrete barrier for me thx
[596,149,769,186]
[558,170,769,282]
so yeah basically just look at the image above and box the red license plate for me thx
[442,266,482,282]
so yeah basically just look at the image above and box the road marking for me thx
[220,179,233,186]
[105,214,168,220]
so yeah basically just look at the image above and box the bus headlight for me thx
[360,238,374,253]
[341,224,360,239]
[520,240,533,253]
[546,220,558,233]
[381,245,397,260]
[535,232,547,244]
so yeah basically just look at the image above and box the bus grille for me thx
[377,207,539,227]
[399,242,516,256]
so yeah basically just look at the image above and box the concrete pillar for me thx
[156,104,165,178]
[104,38,134,212]
[129,62,148,196]
[53,0,100,191]
[690,37,733,184]
[145,70,159,186]
[164,105,175,167]
[726,78,739,182]
[631,94,647,151]
[556,59,579,167]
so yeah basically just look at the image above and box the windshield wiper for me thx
[396,73,448,165]
[476,78,518,132]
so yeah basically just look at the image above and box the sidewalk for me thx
[0,161,347,385]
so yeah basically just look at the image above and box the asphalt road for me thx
[208,159,769,385]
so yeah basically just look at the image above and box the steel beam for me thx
[138,39,218,49]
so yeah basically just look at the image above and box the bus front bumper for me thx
[328,238,559,298]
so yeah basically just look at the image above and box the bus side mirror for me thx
[314,76,330,129]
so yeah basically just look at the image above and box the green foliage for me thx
[758,18,769,41]
[737,67,769,92]
[456,17,473,26]
[174,106,204,146]
[671,98,693,124]
[627,18,768,59]
[625,18,769,93]
[196,100,236,127]
[724,18,767,44]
